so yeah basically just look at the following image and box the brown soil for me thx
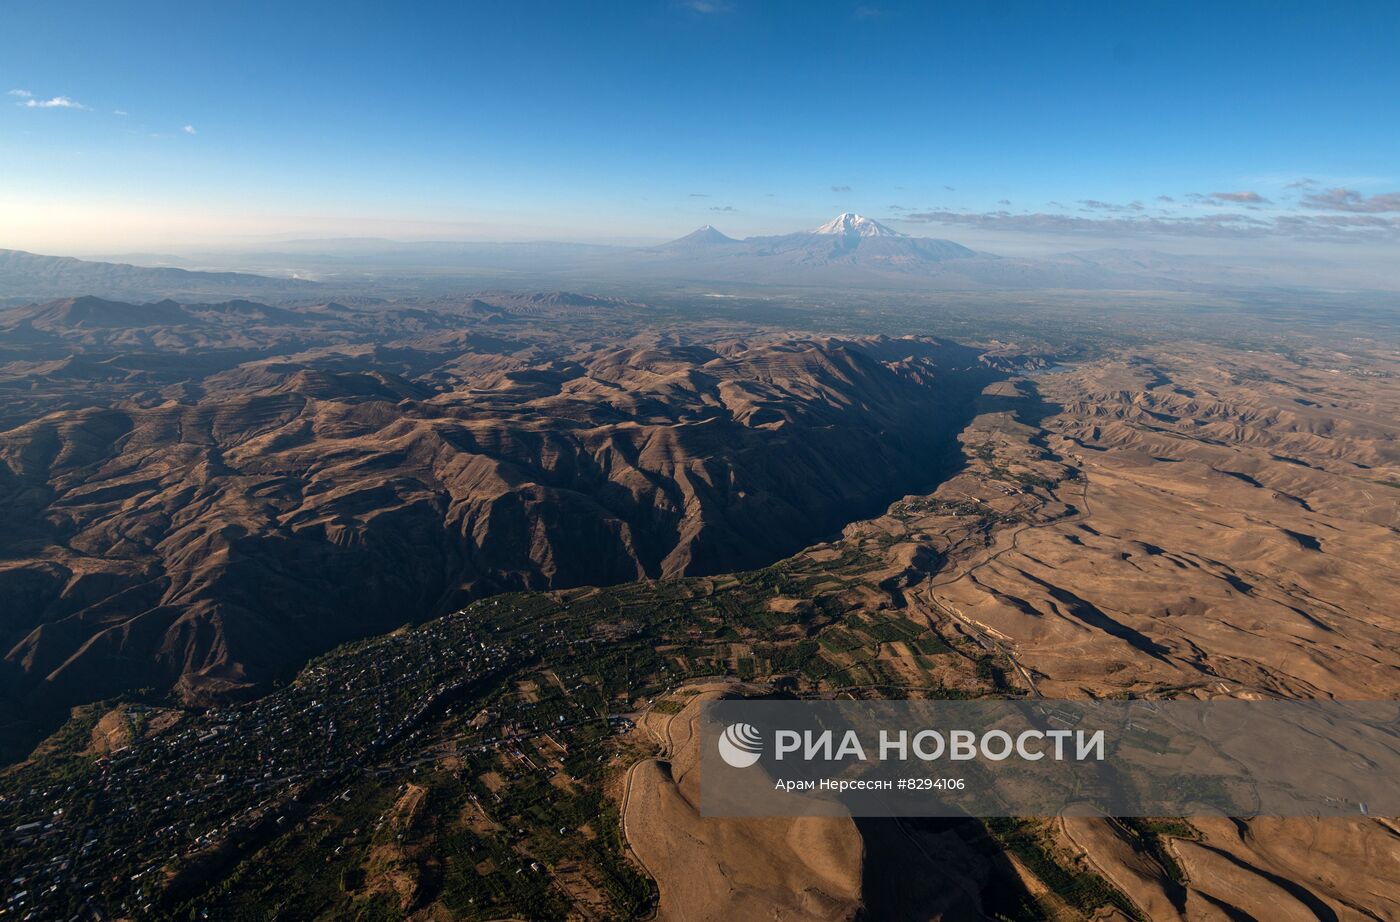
[622,685,864,922]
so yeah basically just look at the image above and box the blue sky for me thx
[1,0,1397,254]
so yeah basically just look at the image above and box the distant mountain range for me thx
[638,214,1399,291]
[622,213,1164,289]
[630,212,1005,284]
[650,213,978,268]
[0,248,317,305]
[5,213,1393,301]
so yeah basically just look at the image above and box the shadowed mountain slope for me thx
[0,296,1008,754]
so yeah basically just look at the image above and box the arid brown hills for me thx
[3,286,1397,919]
[918,346,1400,701]
[620,339,1400,920]
[0,294,1009,754]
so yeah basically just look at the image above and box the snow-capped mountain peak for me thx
[812,213,906,238]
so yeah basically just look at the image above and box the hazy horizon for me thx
[2,1,1397,284]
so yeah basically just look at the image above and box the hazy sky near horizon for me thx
[2,0,1398,258]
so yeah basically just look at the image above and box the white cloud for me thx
[7,89,33,98]
[113,109,129,116]
[21,95,88,110]
[182,124,197,135]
